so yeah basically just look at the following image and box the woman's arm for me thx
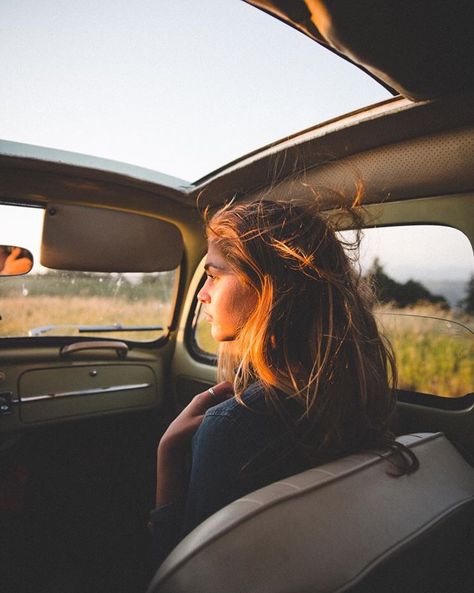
[155,382,233,505]
[181,410,249,534]
[150,382,233,565]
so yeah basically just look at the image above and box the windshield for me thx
[0,0,390,182]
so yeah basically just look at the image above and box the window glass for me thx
[193,224,474,397]
[354,225,473,398]
[0,204,177,341]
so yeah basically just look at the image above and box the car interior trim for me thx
[60,340,129,358]
[397,390,474,412]
[20,382,153,403]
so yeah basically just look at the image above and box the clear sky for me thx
[0,0,472,286]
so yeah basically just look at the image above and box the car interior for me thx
[1,2,473,592]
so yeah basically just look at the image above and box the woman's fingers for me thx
[158,382,235,454]
[208,381,234,400]
[194,381,234,413]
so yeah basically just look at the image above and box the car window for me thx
[0,203,178,342]
[193,224,474,398]
[356,225,473,398]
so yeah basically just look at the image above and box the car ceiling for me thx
[244,0,474,101]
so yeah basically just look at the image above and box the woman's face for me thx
[197,241,257,342]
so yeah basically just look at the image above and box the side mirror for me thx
[0,245,34,276]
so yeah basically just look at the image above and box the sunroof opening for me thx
[1,0,391,182]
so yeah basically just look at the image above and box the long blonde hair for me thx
[206,200,397,462]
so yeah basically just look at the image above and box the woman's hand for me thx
[159,381,234,453]
[155,382,234,506]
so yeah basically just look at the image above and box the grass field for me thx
[375,304,473,397]
[0,295,171,342]
[1,293,472,397]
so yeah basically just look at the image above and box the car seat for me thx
[148,433,474,593]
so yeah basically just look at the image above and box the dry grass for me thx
[0,295,171,341]
[375,304,473,397]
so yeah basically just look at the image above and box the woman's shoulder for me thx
[204,382,269,422]
[192,383,270,452]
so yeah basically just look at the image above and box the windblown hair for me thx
[206,199,398,463]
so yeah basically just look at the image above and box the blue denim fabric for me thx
[150,382,309,566]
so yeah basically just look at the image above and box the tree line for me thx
[368,258,474,313]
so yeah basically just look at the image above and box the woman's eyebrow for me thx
[204,262,228,272]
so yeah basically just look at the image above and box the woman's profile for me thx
[150,199,414,566]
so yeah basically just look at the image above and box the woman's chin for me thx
[211,327,236,342]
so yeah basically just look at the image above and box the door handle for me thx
[60,341,129,359]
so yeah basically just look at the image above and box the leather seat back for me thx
[148,433,474,593]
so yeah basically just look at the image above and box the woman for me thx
[150,199,410,566]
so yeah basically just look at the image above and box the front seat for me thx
[148,433,474,593]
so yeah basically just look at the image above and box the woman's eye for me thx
[206,273,216,280]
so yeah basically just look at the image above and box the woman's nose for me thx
[197,286,210,303]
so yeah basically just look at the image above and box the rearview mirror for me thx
[0,245,34,276]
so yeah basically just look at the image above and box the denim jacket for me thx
[150,382,310,567]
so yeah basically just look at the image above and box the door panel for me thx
[20,363,158,423]
[0,342,173,430]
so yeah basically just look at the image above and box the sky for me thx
[0,0,473,285]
